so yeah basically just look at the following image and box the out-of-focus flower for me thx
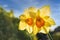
[19,6,55,35]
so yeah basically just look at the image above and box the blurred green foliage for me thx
[0,7,32,40]
[52,26,60,40]
[0,7,19,40]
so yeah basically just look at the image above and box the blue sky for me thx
[0,0,60,30]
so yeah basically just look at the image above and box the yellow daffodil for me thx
[19,6,55,35]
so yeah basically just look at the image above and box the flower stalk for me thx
[43,27,53,40]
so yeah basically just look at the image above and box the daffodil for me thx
[19,6,55,35]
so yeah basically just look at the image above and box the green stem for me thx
[43,27,53,40]
[31,33,37,40]
[48,33,53,40]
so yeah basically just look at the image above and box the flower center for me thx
[25,18,33,26]
[36,16,45,28]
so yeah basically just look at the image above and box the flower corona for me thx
[36,16,45,28]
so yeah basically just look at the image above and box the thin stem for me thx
[43,27,53,40]
[48,33,53,40]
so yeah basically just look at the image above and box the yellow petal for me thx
[33,25,40,35]
[23,9,31,18]
[24,7,36,18]
[36,9,40,16]
[45,17,55,25]
[28,7,37,18]
[39,26,50,34]
[26,25,33,33]
[48,18,55,25]
[44,16,55,25]
[29,12,36,18]
[19,21,26,30]
[45,22,51,27]
[23,11,31,18]
[28,7,36,12]
[19,14,26,21]
[40,6,50,17]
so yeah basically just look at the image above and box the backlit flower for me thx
[19,6,55,35]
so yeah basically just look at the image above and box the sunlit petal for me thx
[19,15,26,21]
[29,12,36,18]
[44,16,55,25]
[47,18,55,25]
[24,12,31,18]
[39,26,50,34]
[33,25,40,35]
[28,7,37,18]
[44,22,51,27]
[26,25,33,33]
[40,6,50,17]
[19,21,26,30]
[28,7,37,12]
[36,9,40,16]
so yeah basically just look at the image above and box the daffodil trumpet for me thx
[19,6,55,40]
